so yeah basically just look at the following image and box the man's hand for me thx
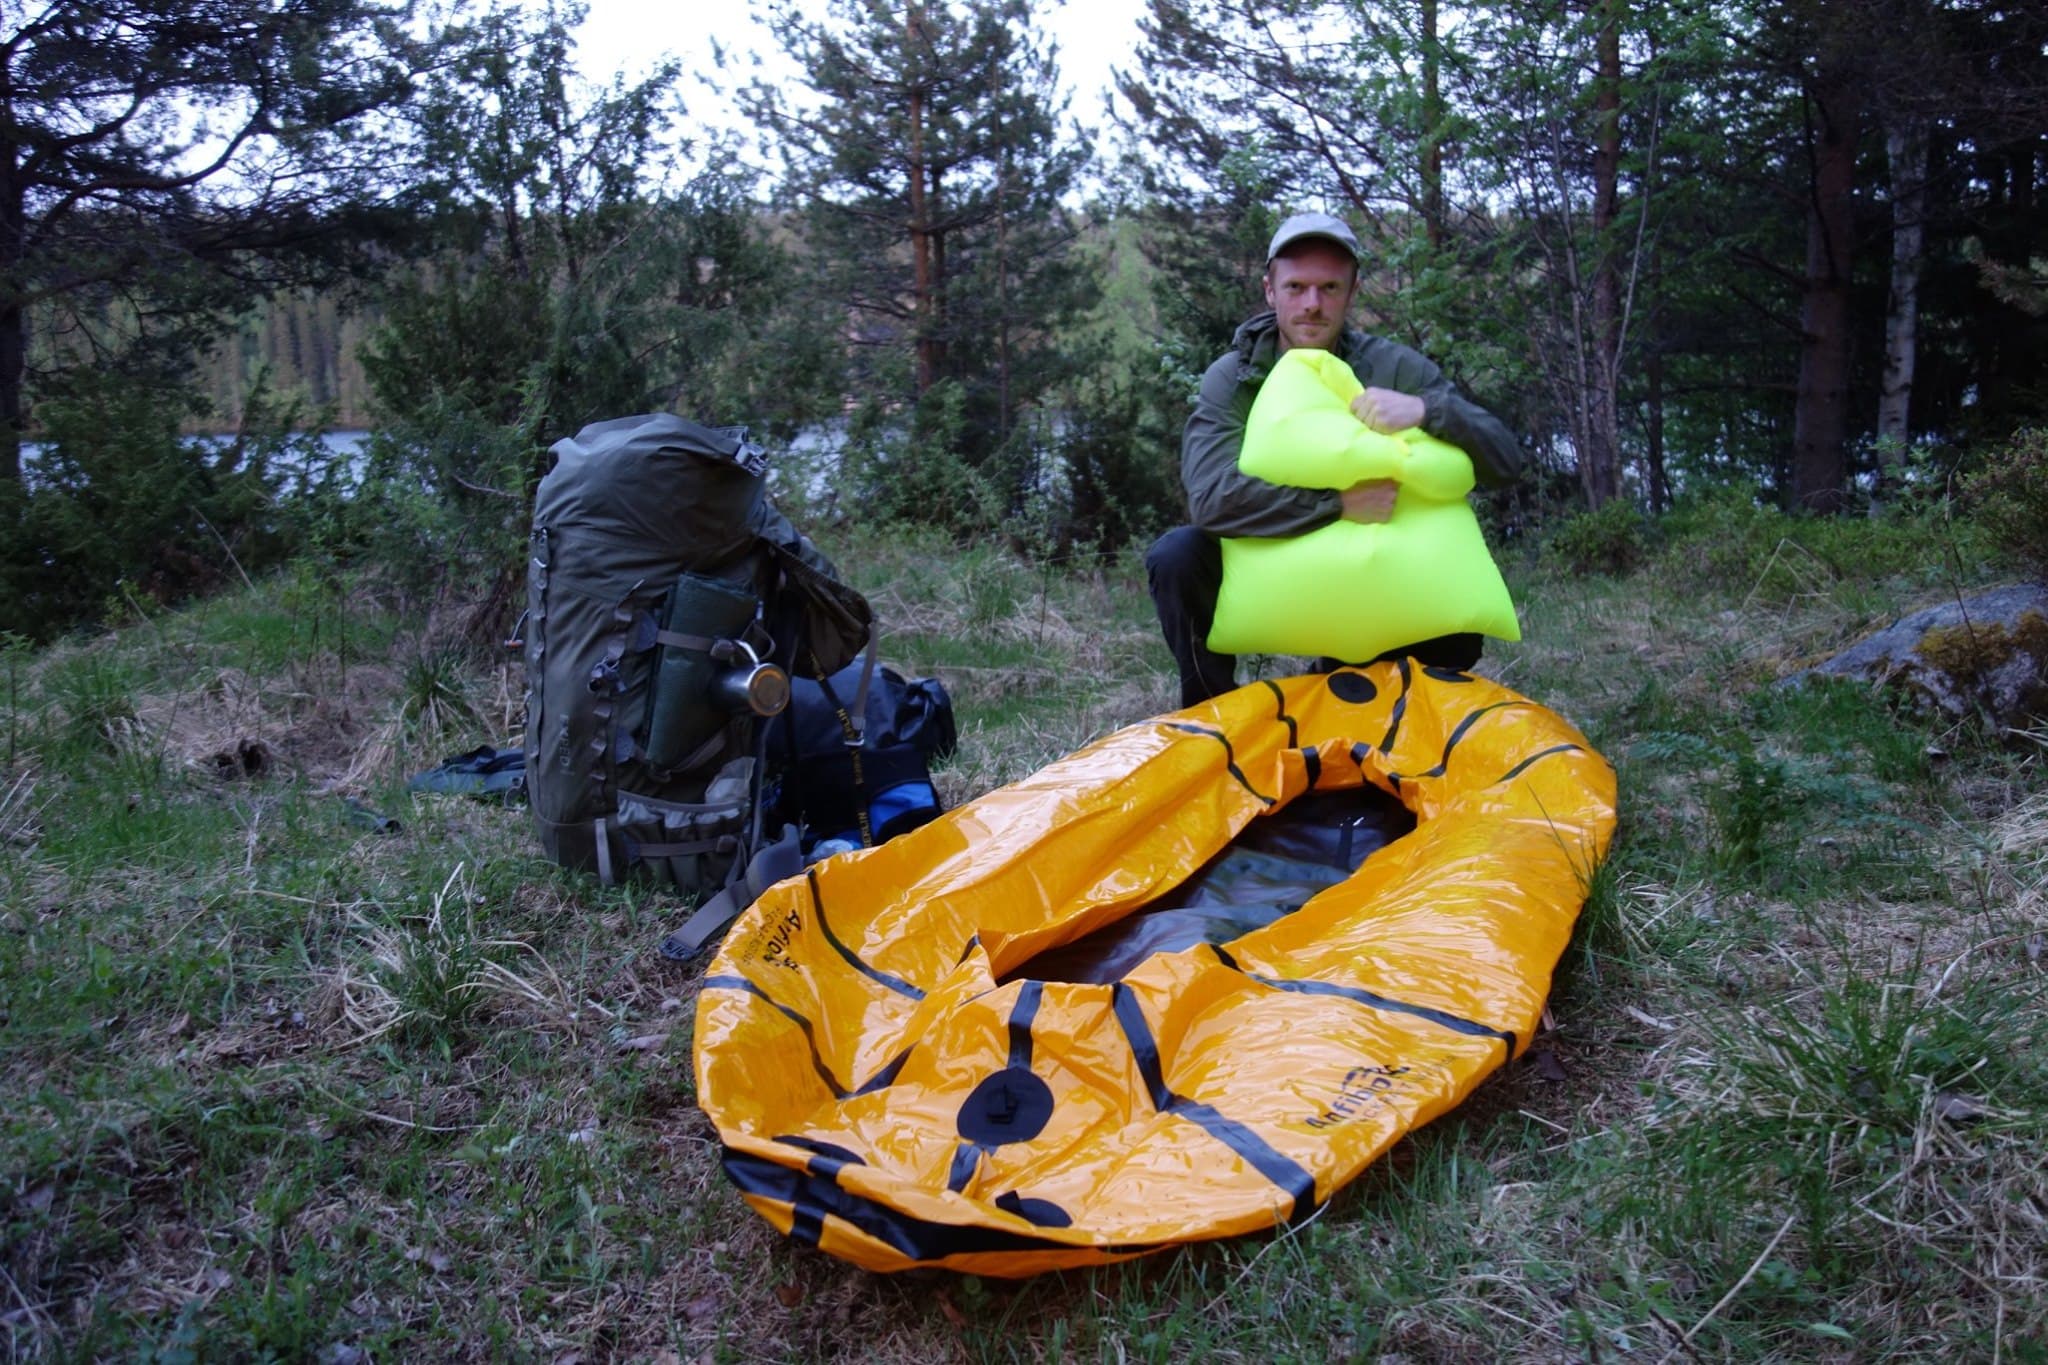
[1339,479,1398,524]
[1350,387,1425,433]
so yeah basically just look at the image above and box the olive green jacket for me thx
[1181,311,1522,539]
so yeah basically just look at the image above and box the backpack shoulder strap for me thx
[657,823,806,961]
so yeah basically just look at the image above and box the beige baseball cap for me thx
[1266,211,1361,265]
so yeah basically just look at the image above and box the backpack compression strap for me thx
[593,818,738,885]
[596,786,753,886]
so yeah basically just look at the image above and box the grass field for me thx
[2,511,2044,1362]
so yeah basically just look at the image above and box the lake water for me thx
[19,425,862,496]
[19,430,371,490]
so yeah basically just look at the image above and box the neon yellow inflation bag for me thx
[1208,348,1520,661]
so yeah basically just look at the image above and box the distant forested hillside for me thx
[189,292,379,433]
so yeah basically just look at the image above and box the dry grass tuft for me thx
[1995,788,2048,873]
[0,764,43,849]
[318,863,576,1045]
[110,651,420,797]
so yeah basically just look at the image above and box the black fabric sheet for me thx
[1007,787,1416,985]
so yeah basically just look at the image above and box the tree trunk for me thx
[1877,115,1927,474]
[906,5,939,395]
[1791,67,1862,515]
[0,297,20,485]
[996,161,1012,441]
[1646,342,1668,514]
[1581,0,1624,507]
[0,145,23,485]
[931,163,947,383]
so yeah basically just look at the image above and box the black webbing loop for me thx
[809,648,872,847]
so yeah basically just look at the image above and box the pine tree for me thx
[0,0,430,482]
[743,0,1090,521]
[365,2,797,503]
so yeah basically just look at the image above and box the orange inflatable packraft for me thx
[693,664,1617,1275]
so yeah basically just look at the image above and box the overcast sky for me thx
[562,0,1149,136]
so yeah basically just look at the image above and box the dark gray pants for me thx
[1144,525,1483,708]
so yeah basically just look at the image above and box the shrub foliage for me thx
[1962,427,2048,581]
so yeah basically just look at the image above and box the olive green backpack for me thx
[523,414,871,920]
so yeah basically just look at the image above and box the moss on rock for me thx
[1913,610,2048,684]
[1798,587,2048,737]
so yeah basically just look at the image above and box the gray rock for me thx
[1795,583,2048,735]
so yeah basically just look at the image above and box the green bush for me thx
[1658,488,1788,595]
[0,372,336,642]
[1544,498,1650,577]
[842,381,1002,535]
[1055,375,1181,558]
[1658,486,1979,603]
[1961,427,2048,581]
[1792,503,1984,590]
[334,411,536,612]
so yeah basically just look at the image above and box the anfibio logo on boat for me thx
[1301,1065,1410,1130]
[742,906,805,970]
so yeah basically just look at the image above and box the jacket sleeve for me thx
[1358,339,1523,489]
[1181,356,1343,539]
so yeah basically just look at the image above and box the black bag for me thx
[523,414,870,903]
[768,660,956,852]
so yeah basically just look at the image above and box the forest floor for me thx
[3,513,2044,1363]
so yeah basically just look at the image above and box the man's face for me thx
[1263,241,1358,352]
